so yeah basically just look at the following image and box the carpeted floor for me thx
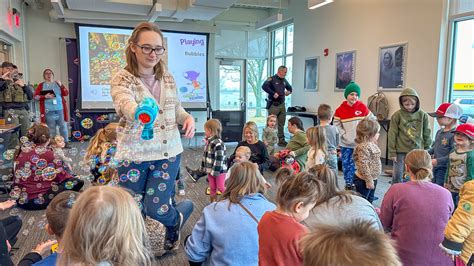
[1,137,393,265]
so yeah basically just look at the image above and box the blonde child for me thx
[300,220,401,266]
[258,171,320,266]
[306,126,327,169]
[388,87,431,184]
[334,82,373,190]
[57,186,152,266]
[317,104,339,171]
[353,118,381,203]
[428,103,463,186]
[50,135,72,170]
[263,114,278,155]
[440,180,474,266]
[444,123,474,207]
[231,146,271,188]
[188,119,227,202]
[84,123,119,185]
[18,191,79,265]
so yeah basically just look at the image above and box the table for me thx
[0,124,20,134]
[286,111,319,126]
[378,119,390,165]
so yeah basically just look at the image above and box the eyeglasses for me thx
[135,43,166,55]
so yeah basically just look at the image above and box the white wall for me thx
[282,0,447,157]
[286,0,445,114]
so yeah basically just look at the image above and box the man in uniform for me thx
[0,62,33,148]
[262,65,292,146]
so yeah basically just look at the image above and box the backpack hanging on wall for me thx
[367,92,389,120]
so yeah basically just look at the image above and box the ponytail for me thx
[405,150,433,181]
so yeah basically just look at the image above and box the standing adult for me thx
[110,22,195,251]
[0,62,33,148]
[34,69,70,147]
[262,65,292,146]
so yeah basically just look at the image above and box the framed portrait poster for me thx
[304,57,319,91]
[335,50,356,91]
[378,43,407,90]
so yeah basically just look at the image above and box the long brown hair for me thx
[220,161,267,208]
[57,186,152,266]
[85,123,118,161]
[308,164,352,207]
[306,126,328,160]
[125,22,166,80]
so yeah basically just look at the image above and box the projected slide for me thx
[78,25,208,110]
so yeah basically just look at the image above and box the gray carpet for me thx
[1,136,393,265]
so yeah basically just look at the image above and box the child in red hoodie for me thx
[334,82,373,190]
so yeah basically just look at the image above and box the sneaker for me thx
[217,190,222,195]
[277,140,288,147]
[164,212,183,251]
[205,187,210,195]
[344,184,354,191]
[178,189,185,196]
[184,166,205,183]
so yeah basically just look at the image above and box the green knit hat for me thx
[344,81,361,99]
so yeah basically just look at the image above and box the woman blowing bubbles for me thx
[111,22,195,251]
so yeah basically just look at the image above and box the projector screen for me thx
[77,25,208,110]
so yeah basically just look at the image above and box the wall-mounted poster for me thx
[378,43,407,90]
[335,50,356,91]
[304,57,319,91]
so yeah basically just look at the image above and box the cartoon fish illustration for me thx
[184,71,201,91]
[184,71,200,81]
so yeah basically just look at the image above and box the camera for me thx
[11,72,23,82]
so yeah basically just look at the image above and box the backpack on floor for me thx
[367,92,389,120]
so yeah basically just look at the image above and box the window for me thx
[448,18,474,118]
[270,24,294,120]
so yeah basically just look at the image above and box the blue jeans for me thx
[451,192,459,209]
[118,154,193,228]
[392,153,406,184]
[353,176,378,203]
[341,147,355,185]
[432,167,447,186]
[44,110,68,142]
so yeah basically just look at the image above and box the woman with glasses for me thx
[110,22,195,251]
[34,69,70,148]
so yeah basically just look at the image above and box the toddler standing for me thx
[428,103,463,186]
[353,118,381,203]
[197,119,227,202]
[263,114,278,155]
[444,123,474,207]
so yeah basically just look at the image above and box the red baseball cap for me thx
[429,103,463,119]
[455,123,474,140]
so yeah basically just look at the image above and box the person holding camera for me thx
[0,62,33,147]
[262,65,293,147]
[34,69,70,147]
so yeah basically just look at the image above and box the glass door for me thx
[246,59,268,128]
[218,60,246,113]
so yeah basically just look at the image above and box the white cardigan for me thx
[111,69,190,162]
